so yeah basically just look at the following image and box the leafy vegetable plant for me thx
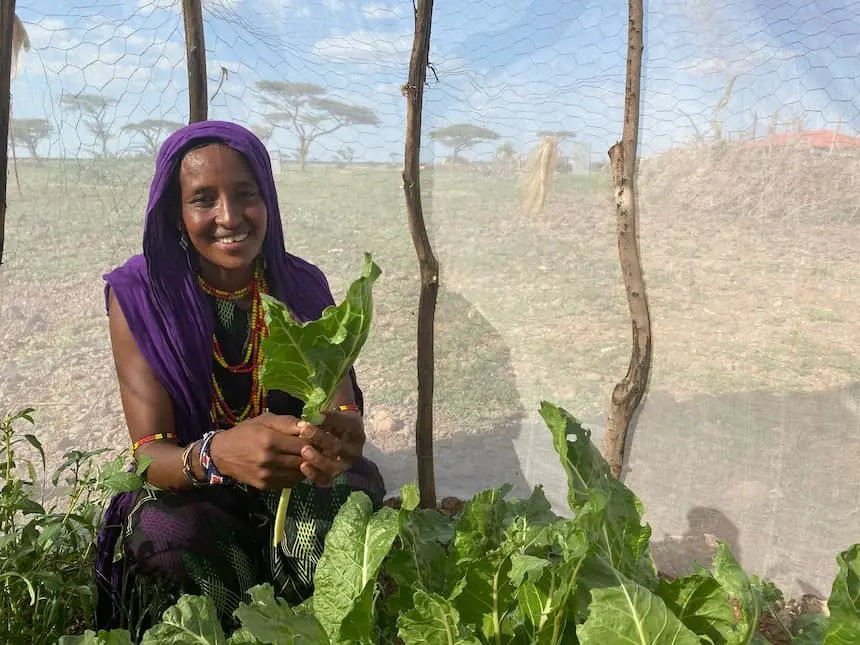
[59,400,860,644]
[259,253,381,546]
[1,407,148,645]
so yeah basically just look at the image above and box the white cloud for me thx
[312,29,412,65]
[136,0,178,16]
[20,18,74,51]
[324,0,347,11]
[682,42,800,77]
[361,2,404,20]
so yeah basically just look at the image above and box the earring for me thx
[179,228,189,251]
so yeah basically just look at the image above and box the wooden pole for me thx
[602,0,652,479]
[402,0,438,508]
[0,1,16,266]
[181,0,207,123]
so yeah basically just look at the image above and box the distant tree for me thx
[10,118,53,162]
[255,81,380,170]
[496,141,515,160]
[336,146,355,164]
[121,119,184,156]
[430,123,499,158]
[251,122,275,147]
[61,93,116,157]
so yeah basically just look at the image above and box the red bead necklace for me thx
[198,262,269,428]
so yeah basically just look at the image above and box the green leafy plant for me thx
[0,407,148,645]
[59,400,860,644]
[259,253,381,546]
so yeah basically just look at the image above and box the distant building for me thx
[749,129,860,151]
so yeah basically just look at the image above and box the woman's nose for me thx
[214,196,242,226]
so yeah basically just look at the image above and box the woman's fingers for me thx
[300,444,345,485]
[321,410,365,441]
[296,422,344,457]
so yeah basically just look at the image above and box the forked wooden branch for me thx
[603,0,653,479]
[402,0,438,508]
[181,0,207,123]
[0,0,16,266]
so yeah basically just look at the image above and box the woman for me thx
[93,120,386,631]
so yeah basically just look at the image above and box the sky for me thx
[12,0,860,163]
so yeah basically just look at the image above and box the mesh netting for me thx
[2,0,858,598]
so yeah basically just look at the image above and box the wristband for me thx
[132,432,177,453]
[199,430,231,485]
[181,440,208,487]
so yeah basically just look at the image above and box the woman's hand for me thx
[296,409,366,486]
[209,413,312,490]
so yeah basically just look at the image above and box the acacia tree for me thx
[60,93,116,157]
[250,122,274,147]
[121,119,184,156]
[430,123,499,160]
[10,118,52,162]
[255,81,380,170]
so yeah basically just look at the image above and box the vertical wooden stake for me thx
[603,0,652,479]
[181,0,207,123]
[402,0,438,508]
[0,1,16,266]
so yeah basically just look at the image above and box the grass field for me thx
[0,145,858,484]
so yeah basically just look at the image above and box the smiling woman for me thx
[93,121,385,634]
[178,144,268,286]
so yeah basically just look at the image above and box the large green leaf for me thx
[578,578,702,645]
[451,485,513,564]
[451,550,517,642]
[827,545,860,621]
[711,542,763,644]
[823,617,860,645]
[385,503,457,615]
[397,590,482,645]
[790,613,829,645]
[233,584,329,644]
[657,573,739,644]
[260,254,380,424]
[539,402,655,587]
[515,559,582,644]
[312,491,398,644]
[140,594,227,645]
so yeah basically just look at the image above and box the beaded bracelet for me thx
[336,404,361,414]
[181,440,208,487]
[199,430,231,486]
[131,432,177,453]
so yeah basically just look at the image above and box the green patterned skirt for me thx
[107,465,383,634]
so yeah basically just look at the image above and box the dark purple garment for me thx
[94,121,383,626]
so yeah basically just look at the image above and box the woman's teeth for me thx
[216,232,249,244]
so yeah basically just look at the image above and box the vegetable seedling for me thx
[259,253,381,547]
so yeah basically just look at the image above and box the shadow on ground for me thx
[509,381,859,598]
[363,287,531,502]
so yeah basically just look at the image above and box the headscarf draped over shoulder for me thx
[95,121,380,628]
[103,120,359,444]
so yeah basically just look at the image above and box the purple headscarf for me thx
[104,120,360,445]
[94,121,372,627]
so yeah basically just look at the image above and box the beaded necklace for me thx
[198,261,269,428]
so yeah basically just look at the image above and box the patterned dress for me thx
[109,293,384,634]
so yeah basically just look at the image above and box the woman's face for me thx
[178,143,267,282]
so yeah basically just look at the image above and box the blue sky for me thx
[13,0,860,162]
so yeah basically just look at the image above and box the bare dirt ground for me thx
[1,143,857,602]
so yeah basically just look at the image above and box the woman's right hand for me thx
[208,413,314,490]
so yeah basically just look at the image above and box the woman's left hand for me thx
[296,409,365,486]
